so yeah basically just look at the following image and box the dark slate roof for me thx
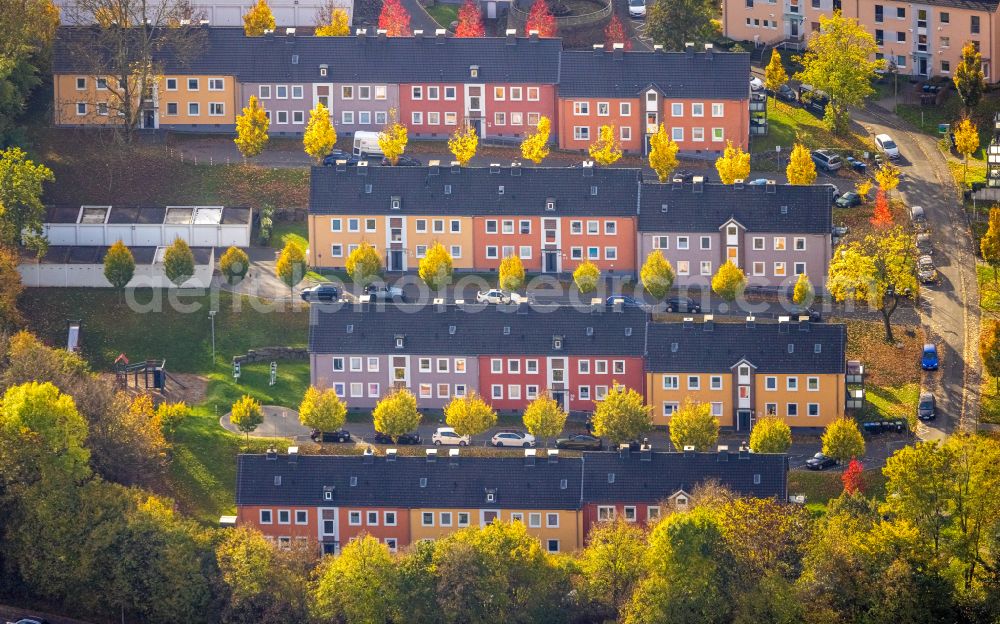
[638,181,833,234]
[54,27,563,84]
[558,49,750,99]
[310,164,641,217]
[308,303,648,356]
[582,450,787,503]
[645,320,846,374]
[236,452,584,509]
[922,0,998,10]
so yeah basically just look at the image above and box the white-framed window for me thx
[419,383,432,398]
[419,358,432,373]
[455,384,467,397]
[613,360,625,374]
[574,126,590,141]
[349,510,362,526]
[486,246,498,259]
[787,403,799,417]
[528,87,540,101]
[209,102,225,116]
[440,511,453,526]
[692,103,704,117]
[676,236,689,250]
[427,112,440,125]
[426,86,439,100]
[623,506,637,522]
[662,401,679,416]
[350,357,362,372]
[662,375,679,390]
[375,111,387,125]
[422,512,434,526]
[574,101,589,115]
[292,110,304,124]
[527,112,540,125]
[687,375,700,390]
[578,360,590,374]
[692,127,705,142]
[457,512,470,526]
[711,402,723,417]
[807,377,819,391]
[571,247,583,260]
[358,111,371,125]
[595,386,608,400]
[208,78,224,91]
[260,509,272,524]
[605,247,618,260]
[529,512,542,528]
[274,110,287,124]
[290,85,303,99]
[671,102,683,116]
[510,86,523,100]
[597,101,610,116]
[508,385,521,400]
[647,506,661,522]
[494,112,506,126]
[787,376,798,391]
[187,102,200,116]
[579,386,591,400]
[588,246,600,260]
[410,111,422,124]
[258,84,271,98]
[700,261,712,276]
[295,510,308,524]
[494,86,505,100]
[510,512,525,523]
[808,403,820,417]
[525,359,538,374]
[712,128,724,142]
[186,78,198,91]
[511,112,523,125]
[350,382,363,398]
[597,506,615,522]
[333,382,345,396]
[75,76,88,90]
[546,513,559,528]
[492,385,503,399]
[547,539,560,553]
[672,127,684,141]
[620,102,631,116]
[368,383,380,397]
[765,376,777,390]
[366,510,379,525]
[443,85,456,100]
[774,262,787,277]
[451,245,462,258]
[76,102,87,115]
[712,103,724,117]
[508,359,520,374]
[275,85,288,99]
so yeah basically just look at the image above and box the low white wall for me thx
[18,261,215,289]
[43,223,251,248]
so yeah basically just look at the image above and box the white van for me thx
[352,131,383,158]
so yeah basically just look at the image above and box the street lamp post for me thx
[209,310,217,364]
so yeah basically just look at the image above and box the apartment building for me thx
[637,179,833,291]
[235,446,788,554]
[722,0,1000,81]
[557,45,751,154]
[308,303,647,413]
[645,317,847,431]
[308,162,641,275]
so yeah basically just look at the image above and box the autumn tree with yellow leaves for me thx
[243,0,276,36]
[234,95,269,160]
[786,143,817,185]
[521,116,552,164]
[648,124,679,182]
[714,140,750,184]
[378,109,408,166]
[953,117,980,186]
[589,124,622,166]
[303,102,337,163]
[448,124,478,166]
[315,7,350,36]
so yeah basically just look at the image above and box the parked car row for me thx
[308,426,613,450]
[322,149,424,168]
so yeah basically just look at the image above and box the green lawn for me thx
[172,360,311,522]
[425,3,458,28]
[270,221,309,251]
[788,469,888,510]
[843,319,922,426]
[752,100,870,154]
[979,264,1000,312]
[20,288,311,522]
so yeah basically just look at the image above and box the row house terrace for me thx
[235,447,788,554]
[557,45,751,154]
[646,317,847,432]
[637,178,833,292]
[722,0,1000,82]
[308,162,640,275]
[307,303,647,414]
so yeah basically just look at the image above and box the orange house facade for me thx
[557,47,751,154]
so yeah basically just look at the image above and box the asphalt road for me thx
[854,105,981,439]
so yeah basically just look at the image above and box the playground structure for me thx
[114,354,184,392]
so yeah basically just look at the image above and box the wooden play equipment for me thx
[114,353,184,392]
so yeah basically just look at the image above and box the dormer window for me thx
[503,326,511,335]
[586,327,594,336]
[590,185,598,196]
[390,196,401,210]
[787,343,794,354]
[625,327,633,336]
[323,486,333,500]
[607,472,615,483]
[444,184,452,195]
[552,336,563,350]
[419,477,428,487]
[545,198,555,211]
[350,476,358,487]
[485,488,496,503]
[319,64,328,77]
[814,343,822,353]
[660,203,668,213]
[395,335,405,349]
[470,65,479,78]
[560,478,568,489]
[365,184,372,194]
[346,324,354,333]
[498,185,504,195]
[274,476,282,486]
[449,325,456,335]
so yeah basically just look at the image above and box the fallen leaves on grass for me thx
[844,319,922,388]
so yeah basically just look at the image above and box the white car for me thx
[432,427,470,446]
[628,0,646,18]
[477,289,517,304]
[875,133,900,159]
[750,76,764,91]
[491,431,536,447]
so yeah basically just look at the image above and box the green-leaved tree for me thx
[591,384,652,445]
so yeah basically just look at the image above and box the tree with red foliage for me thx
[604,14,631,50]
[525,0,557,37]
[842,458,865,494]
[455,0,485,37]
[870,189,893,228]
[378,0,412,36]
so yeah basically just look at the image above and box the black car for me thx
[311,429,352,443]
[834,191,862,208]
[789,304,821,322]
[372,431,422,445]
[805,452,837,470]
[776,84,797,103]
[380,156,423,167]
[322,149,360,167]
[665,296,701,313]
[10,619,50,624]
[555,434,603,450]
[917,392,936,421]
[671,169,712,183]
[300,284,341,302]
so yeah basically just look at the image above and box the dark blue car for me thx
[921,344,939,370]
[606,295,642,308]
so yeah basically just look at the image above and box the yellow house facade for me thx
[307,213,476,271]
[408,507,585,552]
[646,318,847,433]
